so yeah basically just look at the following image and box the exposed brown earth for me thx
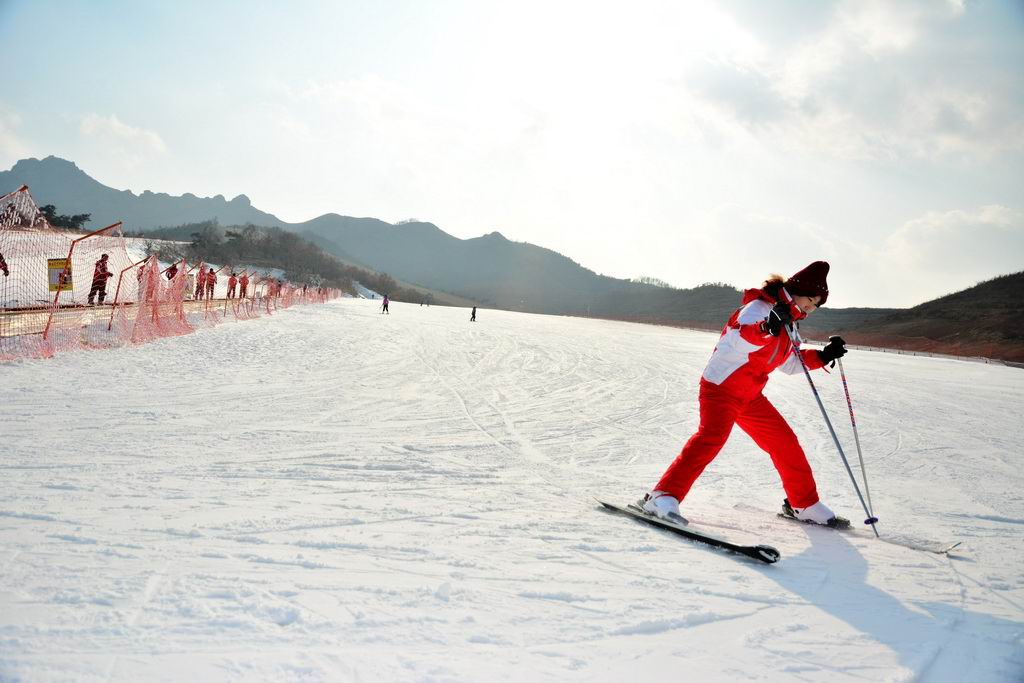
[608,272,1024,366]
[806,271,1024,364]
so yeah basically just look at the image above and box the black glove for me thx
[818,336,847,365]
[762,302,793,336]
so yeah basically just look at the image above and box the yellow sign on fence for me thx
[47,258,73,292]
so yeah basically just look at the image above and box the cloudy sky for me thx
[1,0,1021,307]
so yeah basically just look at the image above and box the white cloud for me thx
[255,74,560,224]
[79,114,166,166]
[644,203,1023,309]
[886,205,1023,271]
[878,205,1024,302]
[689,0,1023,161]
[0,105,32,167]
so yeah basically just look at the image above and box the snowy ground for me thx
[1,298,1022,682]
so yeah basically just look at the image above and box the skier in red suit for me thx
[88,254,113,305]
[641,261,848,526]
[205,267,217,299]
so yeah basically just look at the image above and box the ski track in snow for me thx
[1,298,1022,682]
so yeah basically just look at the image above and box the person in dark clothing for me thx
[88,254,113,305]
[206,267,217,299]
[470,306,476,322]
[381,294,390,314]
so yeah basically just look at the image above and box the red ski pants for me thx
[655,380,819,508]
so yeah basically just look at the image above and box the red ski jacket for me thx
[702,287,825,399]
[92,260,112,283]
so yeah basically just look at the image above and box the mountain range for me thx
[2,156,1020,362]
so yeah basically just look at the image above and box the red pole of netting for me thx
[232,269,251,319]
[186,261,207,326]
[248,272,263,318]
[254,277,271,315]
[125,255,192,343]
[163,259,189,330]
[107,255,152,331]
[204,264,228,322]
[221,267,236,317]
[0,185,70,358]
[43,221,126,341]
[1,185,130,359]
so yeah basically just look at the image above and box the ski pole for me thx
[783,322,879,536]
[836,354,875,519]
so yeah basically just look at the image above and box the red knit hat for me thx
[786,261,829,305]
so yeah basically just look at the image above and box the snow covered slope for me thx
[1,298,1021,682]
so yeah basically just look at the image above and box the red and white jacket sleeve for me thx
[777,336,826,374]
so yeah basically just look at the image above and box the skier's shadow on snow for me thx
[760,528,1021,679]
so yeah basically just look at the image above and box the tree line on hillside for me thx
[134,220,433,303]
[40,205,91,231]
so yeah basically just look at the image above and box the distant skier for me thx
[470,306,476,322]
[206,267,217,299]
[239,272,249,298]
[381,294,389,314]
[194,268,207,300]
[87,253,113,305]
[227,272,237,299]
[640,261,849,527]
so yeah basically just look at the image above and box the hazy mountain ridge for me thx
[302,217,627,314]
[3,156,1021,362]
[812,271,1024,362]
[0,157,285,230]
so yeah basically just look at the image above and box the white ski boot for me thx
[782,498,849,529]
[639,491,687,525]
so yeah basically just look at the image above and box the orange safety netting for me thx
[0,185,131,360]
[109,257,193,343]
[2,184,343,361]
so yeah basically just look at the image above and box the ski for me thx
[877,536,962,555]
[775,509,961,555]
[596,499,781,564]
